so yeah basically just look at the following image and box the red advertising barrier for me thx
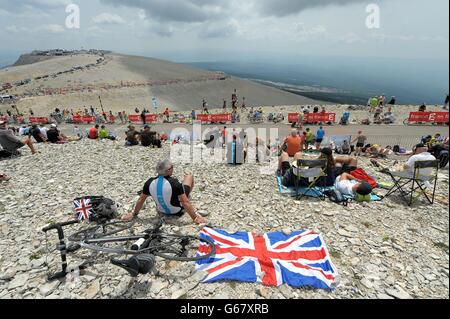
[288,113,336,123]
[29,117,49,124]
[72,116,96,124]
[408,112,449,123]
[197,114,232,123]
[128,114,158,123]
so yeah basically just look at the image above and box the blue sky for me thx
[0,0,448,63]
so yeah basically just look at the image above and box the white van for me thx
[0,95,15,103]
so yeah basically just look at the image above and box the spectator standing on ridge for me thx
[316,126,326,150]
[232,89,238,109]
[141,109,147,125]
[444,94,449,110]
[352,131,367,156]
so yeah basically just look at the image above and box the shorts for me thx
[169,184,192,217]
[281,161,292,176]
[316,138,323,144]
[126,140,139,146]
[356,143,364,148]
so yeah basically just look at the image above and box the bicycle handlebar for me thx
[42,220,79,233]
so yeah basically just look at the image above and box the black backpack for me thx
[393,145,400,153]
[323,189,349,206]
[73,196,119,223]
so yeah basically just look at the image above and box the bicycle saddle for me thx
[111,254,156,277]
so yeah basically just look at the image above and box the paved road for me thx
[57,122,447,148]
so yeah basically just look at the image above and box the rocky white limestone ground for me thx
[0,139,448,299]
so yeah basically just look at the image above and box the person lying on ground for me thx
[0,121,37,155]
[122,159,207,225]
[335,172,373,198]
[371,143,436,176]
[365,145,393,158]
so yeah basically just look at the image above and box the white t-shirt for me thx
[39,127,48,136]
[335,175,358,196]
[406,152,436,176]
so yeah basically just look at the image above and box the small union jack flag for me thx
[196,228,338,290]
[73,198,94,221]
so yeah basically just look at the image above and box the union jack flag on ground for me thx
[73,198,94,221]
[196,227,338,290]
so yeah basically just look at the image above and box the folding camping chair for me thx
[383,160,439,206]
[294,159,328,200]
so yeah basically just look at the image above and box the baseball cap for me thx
[144,125,150,129]
[51,124,57,128]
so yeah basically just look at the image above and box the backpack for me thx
[323,189,349,206]
[73,196,119,223]
[393,145,400,153]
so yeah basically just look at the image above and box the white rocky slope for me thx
[0,140,448,299]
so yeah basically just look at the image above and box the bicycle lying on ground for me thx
[42,218,216,280]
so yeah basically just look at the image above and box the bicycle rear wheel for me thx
[152,234,216,262]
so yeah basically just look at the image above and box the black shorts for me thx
[356,143,364,148]
[281,161,292,176]
[316,138,323,143]
[182,185,192,198]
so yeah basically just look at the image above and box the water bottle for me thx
[131,238,145,251]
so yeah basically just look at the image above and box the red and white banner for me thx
[29,117,49,124]
[408,112,449,123]
[72,116,97,123]
[288,113,336,123]
[197,114,232,123]
[128,114,158,123]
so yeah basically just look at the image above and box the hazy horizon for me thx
[0,0,448,104]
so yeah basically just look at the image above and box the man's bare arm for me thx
[122,194,148,221]
[179,194,205,224]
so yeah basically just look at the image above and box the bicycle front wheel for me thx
[68,221,134,242]
[152,234,216,262]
